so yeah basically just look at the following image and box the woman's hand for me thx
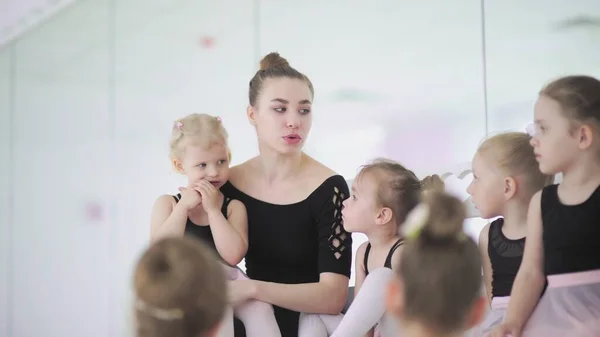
[228,279,257,305]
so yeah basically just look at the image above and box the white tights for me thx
[217,266,281,337]
[298,267,398,337]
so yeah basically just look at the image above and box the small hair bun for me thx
[259,52,290,71]
[420,174,445,193]
[422,191,466,240]
[149,253,171,276]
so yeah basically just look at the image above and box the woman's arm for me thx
[499,191,546,332]
[479,223,493,306]
[251,272,349,314]
[150,195,188,242]
[208,199,248,266]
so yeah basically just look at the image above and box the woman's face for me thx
[247,77,313,155]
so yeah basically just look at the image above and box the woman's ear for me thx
[247,105,257,126]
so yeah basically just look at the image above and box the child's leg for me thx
[216,307,235,337]
[214,265,240,337]
[374,312,398,337]
[233,298,281,337]
[298,313,331,337]
[227,267,281,337]
[322,313,347,334]
[330,267,395,337]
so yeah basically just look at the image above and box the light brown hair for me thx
[134,237,226,337]
[477,132,554,191]
[357,158,445,226]
[248,52,315,106]
[398,191,482,333]
[540,75,600,127]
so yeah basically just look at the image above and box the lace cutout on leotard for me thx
[329,186,349,259]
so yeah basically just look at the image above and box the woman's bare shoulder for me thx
[304,155,340,183]
[228,158,258,185]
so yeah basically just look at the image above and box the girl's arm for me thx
[354,243,374,337]
[479,223,493,306]
[207,199,248,266]
[501,191,546,332]
[354,242,368,300]
[150,195,188,242]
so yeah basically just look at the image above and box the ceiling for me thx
[0,0,79,48]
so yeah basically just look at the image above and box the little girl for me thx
[298,158,444,337]
[386,191,487,337]
[149,113,280,337]
[466,132,553,335]
[490,75,600,337]
[133,237,227,337]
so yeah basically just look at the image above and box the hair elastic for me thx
[525,123,536,136]
[135,298,184,320]
[401,204,430,239]
[175,121,183,130]
[216,116,222,122]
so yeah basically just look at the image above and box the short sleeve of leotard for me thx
[310,175,352,277]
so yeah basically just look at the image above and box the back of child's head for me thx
[357,158,445,225]
[169,113,230,162]
[396,191,483,334]
[477,132,555,192]
[133,237,226,337]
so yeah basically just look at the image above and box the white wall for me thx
[0,49,12,337]
[0,0,599,336]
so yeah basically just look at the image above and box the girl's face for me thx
[467,152,505,219]
[342,173,381,233]
[176,142,230,189]
[529,95,586,175]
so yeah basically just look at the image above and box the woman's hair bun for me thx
[259,52,290,71]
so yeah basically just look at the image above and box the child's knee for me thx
[222,265,247,280]
[299,313,317,324]
[366,267,395,283]
[235,300,274,320]
[369,267,394,277]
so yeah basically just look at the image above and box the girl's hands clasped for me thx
[177,180,221,213]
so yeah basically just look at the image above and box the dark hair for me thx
[248,52,315,106]
[398,192,482,333]
[540,75,600,125]
[357,158,444,226]
[134,237,226,337]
